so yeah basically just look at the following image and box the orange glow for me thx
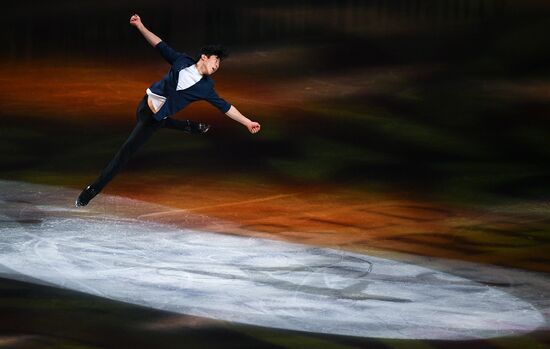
[2,58,548,275]
[104,173,550,274]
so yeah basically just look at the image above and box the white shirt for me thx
[146,64,203,113]
[176,64,203,91]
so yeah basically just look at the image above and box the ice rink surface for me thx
[0,180,548,340]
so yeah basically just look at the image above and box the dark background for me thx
[1,1,549,348]
[2,0,550,205]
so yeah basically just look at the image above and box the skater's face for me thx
[201,54,220,76]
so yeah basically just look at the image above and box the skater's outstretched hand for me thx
[130,14,142,27]
[225,105,261,134]
[247,121,261,134]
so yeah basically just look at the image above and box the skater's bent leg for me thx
[163,117,192,132]
[163,117,210,134]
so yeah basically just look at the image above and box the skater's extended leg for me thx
[91,121,158,191]
[76,96,161,207]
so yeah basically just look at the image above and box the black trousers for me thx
[90,95,192,193]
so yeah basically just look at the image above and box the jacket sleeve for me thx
[155,41,183,65]
[206,87,232,114]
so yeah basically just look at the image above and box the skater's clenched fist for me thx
[247,122,261,134]
[129,14,142,27]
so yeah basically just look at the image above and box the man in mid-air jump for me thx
[76,14,261,207]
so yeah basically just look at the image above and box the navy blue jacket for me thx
[148,41,231,121]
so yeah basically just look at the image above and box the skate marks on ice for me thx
[0,180,547,340]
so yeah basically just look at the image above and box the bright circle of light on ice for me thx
[0,180,546,340]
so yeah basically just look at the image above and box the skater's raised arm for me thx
[129,14,162,47]
[226,105,261,134]
[130,14,182,65]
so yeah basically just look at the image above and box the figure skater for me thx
[76,14,261,207]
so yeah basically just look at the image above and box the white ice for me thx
[0,180,547,340]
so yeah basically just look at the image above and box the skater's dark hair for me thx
[199,44,229,61]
